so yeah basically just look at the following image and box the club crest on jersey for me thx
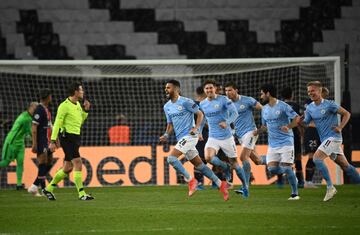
[214,104,220,109]
[321,109,326,114]
[240,105,245,109]
[275,110,281,115]
[34,114,40,120]
[177,105,183,111]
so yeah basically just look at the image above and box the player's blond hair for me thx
[321,87,329,99]
[306,81,322,88]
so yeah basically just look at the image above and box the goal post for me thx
[0,57,341,188]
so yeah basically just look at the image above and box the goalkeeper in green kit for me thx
[0,102,38,189]
[42,81,94,201]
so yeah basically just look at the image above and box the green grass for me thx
[0,185,359,235]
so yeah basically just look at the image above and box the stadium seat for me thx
[53,22,134,33]
[335,19,360,30]
[126,44,179,57]
[0,23,17,34]
[5,33,25,54]
[322,30,360,43]
[120,0,176,9]
[14,46,35,59]
[0,10,20,22]
[342,7,360,18]
[38,9,110,22]
[108,125,131,145]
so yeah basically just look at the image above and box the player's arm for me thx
[159,123,173,142]
[31,123,38,153]
[160,106,173,142]
[281,116,300,132]
[254,101,263,111]
[191,110,203,135]
[280,104,299,132]
[254,109,267,136]
[254,125,267,136]
[220,99,238,129]
[50,103,67,151]
[81,99,90,123]
[334,106,351,133]
[31,106,42,153]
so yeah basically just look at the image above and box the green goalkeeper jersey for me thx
[4,111,32,146]
[51,98,88,141]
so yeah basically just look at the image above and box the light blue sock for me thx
[282,166,298,195]
[210,156,228,171]
[242,160,251,187]
[313,159,333,188]
[196,163,221,187]
[167,156,191,181]
[345,165,360,184]
[235,164,247,189]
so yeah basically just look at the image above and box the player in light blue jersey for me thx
[258,84,300,200]
[200,80,249,198]
[225,82,266,194]
[302,81,360,201]
[159,80,229,201]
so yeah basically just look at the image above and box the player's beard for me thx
[165,92,171,100]
[260,98,269,105]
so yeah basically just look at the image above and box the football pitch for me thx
[0,185,359,235]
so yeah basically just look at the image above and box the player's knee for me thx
[268,166,281,175]
[205,155,212,163]
[167,155,178,164]
[185,150,198,161]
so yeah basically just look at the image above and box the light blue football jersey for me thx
[304,99,341,142]
[200,95,238,140]
[233,95,258,138]
[164,96,199,140]
[262,100,298,148]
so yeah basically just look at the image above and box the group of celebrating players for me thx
[160,79,360,202]
[1,80,359,202]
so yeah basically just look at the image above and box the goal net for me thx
[0,57,341,188]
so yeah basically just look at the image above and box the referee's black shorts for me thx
[59,132,81,161]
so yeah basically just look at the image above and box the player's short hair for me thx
[224,82,238,90]
[68,81,82,96]
[39,88,51,100]
[260,84,277,98]
[195,86,205,96]
[203,79,217,88]
[281,87,293,99]
[307,81,322,88]
[28,101,39,109]
[166,80,180,88]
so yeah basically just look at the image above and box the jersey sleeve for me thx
[24,117,32,136]
[249,97,257,108]
[284,103,298,119]
[184,99,199,114]
[328,100,340,113]
[163,105,172,123]
[51,102,67,141]
[303,108,312,124]
[261,109,266,126]
[224,97,238,124]
[32,105,43,125]
[81,110,88,124]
